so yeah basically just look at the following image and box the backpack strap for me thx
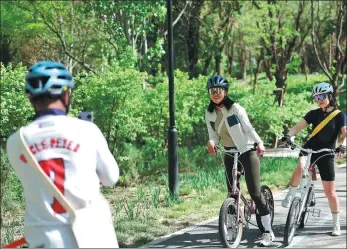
[308,109,341,140]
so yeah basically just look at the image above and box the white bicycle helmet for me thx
[312,82,333,96]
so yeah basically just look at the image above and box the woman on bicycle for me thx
[205,75,274,246]
[281,82,346,236]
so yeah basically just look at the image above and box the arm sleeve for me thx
[205,111,219,144]
[6,133,25,179]
[340,112,347,128]
[237,106,263,143]
[94,126,120,187]
[303,110,314,124]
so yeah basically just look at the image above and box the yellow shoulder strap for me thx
[308,109,341,139]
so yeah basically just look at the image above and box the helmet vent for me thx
[46,66,66,70]
[27,76,50,88]
[57,75,72,80]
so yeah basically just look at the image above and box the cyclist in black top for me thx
[281,82,346,236]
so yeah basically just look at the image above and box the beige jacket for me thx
[205,103,263,153]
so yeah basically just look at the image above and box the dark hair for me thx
[31,94,61,105]
[328,93,338,107]
[207,96,235,112]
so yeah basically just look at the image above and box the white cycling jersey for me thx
[6,113,119,247]
[205,103,263,153]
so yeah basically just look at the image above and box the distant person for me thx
[6,61,120,247]
[281,82,346,236]
[205,75,275,246]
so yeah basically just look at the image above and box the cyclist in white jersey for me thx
[6,61,120,248]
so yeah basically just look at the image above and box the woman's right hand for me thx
[207,140,217,156]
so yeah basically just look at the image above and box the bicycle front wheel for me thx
[284,197,301,246]
[218,198,243,248]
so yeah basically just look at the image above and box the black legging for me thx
[224,149,270,216]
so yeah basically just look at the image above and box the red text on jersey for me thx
[25,137,80,155]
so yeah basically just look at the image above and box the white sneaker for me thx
[332,223,341,236]
[260,231,275,246]
[281,194,293,208]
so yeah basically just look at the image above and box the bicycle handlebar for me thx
[284,140,335,154]
[218,143,258,154]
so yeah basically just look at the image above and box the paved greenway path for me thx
[141,164,346,248]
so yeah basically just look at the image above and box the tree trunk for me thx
[203,55,212,75]
[228,55,233,76]
[249,51,253,83]
[302,41,310,82]
[253,56,263,91]
[262,48,273,81]
[0,35,12,65]
[329,33,332,66]
[274,69,287,106]
[187,1,204,79]
[215,54,222,75]
[227,41,234,76]
[273,88,284,107]
[240,48,247,80]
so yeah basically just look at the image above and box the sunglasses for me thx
[313,94,327,102]
[208,87,226,95]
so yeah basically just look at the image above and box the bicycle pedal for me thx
[311,208,321,217]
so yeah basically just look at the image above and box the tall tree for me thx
[254,0,310,106]
[310,0,347,94]
[182,0,205,79]
[199,0,241,77]
[0,1,54,66]
[90,1,167,73]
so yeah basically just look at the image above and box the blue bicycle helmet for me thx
[206,75,229,90]
[25,61,75,98]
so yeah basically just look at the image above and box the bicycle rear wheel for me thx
[299,184,315,228]
[219,198,243,248]
[284,197,301,246]
[255,185,274,233]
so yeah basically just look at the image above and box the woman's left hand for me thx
[335,144,345,158]
[256,142,265,157]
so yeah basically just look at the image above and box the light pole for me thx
[167,0,178,196]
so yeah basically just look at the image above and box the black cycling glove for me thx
[281,135,291,143]
[336,145,346,154]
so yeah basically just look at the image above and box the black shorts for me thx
[299,151,335,181]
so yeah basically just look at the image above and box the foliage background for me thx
[1,0,346,246]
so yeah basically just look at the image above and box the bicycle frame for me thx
[295,152,314,223]
[286,142,335,225]
[223,144,257,225]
